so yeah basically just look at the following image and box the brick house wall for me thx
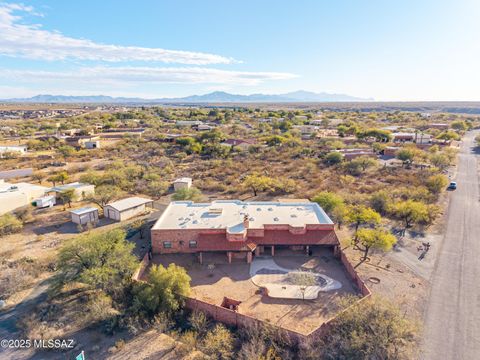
[151,224,339,254]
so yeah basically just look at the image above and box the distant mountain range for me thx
[1,91,373,104]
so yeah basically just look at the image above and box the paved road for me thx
[423,130,480,359]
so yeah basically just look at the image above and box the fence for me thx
[132,246,371,342]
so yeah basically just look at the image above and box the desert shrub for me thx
[0,213,23,235]
[301,296,419,360]
[201,324,234,360]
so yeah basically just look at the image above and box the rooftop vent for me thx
[291,214,297,218]
[274,217,279,221]
[256,208,261,211]
[268,208,273,211]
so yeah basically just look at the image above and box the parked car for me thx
[448,181,457,190]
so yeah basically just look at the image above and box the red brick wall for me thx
[132,252,150,281]
[338,249,371,297]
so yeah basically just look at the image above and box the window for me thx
[163,241,172,249]
[189,240,197,248]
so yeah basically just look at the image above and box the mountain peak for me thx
[2,90,372,103]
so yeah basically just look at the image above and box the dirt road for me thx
[423,130,480,359]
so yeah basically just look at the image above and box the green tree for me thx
[369,190,391,215]
[392,200,429,229]
[90,185,123,209]
[348,205,381,233]
[57,145,75,160]
[426,174,448,194]
[312,191,344,213]
[172,187,203,202]
[429,153,450,170]
[436,130,460,143]
[396,148,415,166]
[356,228,397,260]
[324,151,344,165]
[57,229,137,297]
[133,264,191,315]
[450,120,467,131]
[58,188,76,209]
[243,174,275,196]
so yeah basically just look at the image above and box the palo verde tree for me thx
[243,173,275,197]
[56,229,138,299]
[391,199,429,230]
[131,263,191,316]
[356,228,397,261]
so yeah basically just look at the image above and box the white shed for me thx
[104,197,153,222]
[70,207,99,225]
[33,195,56,208]
[173,177,192,191]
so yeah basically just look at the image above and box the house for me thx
[65,135,101,149]
[392,132,432,145]
[429,123,449,130]
[196,124,215,131]
[49,182,95,201]
[104,196,153,221]
[383,146,401,157]
[84,139,101,149]
[337,148,376,160]
[70,207,99,225]
[0,145,27,158]
[0,180,48,215]
[33,195,56,208]
[176,120,203,127]
[220,139,256,151]
[151,200,339,264]
[173,177,192,191]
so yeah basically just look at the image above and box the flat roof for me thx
[50,182,92,192]
[173,177,192,183]
[0,181,47,194]
[152,200,333,231]
[106,196,153,212]
[70,206,98,215]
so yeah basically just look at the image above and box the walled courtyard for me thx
[149,247,358,335]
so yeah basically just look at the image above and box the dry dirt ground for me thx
[150,247,358,335]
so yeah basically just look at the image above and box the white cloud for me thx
[1,66,297,86]
[0,3,234,64]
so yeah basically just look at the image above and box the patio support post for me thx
[199,252,203,264]
[271,246,275,256]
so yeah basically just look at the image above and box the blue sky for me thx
[0,0,479,100]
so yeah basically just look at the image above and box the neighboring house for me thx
[104,196,153,221]
[151,200,339,264]
[48,182,95,201]
[173,177,192,191]
[0,145,27,158]
[429,123,449,130]
[392,132,432,144]
[84,139,101,149]
[220,139,256,150]
[0,180,48,215]
[196,124,215,131]
[33,195,56,208]
[383,146,401,157]
[65,136,101,149]
[176,120,203,127]
[337,148,376,160]
[70,207,99,225]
